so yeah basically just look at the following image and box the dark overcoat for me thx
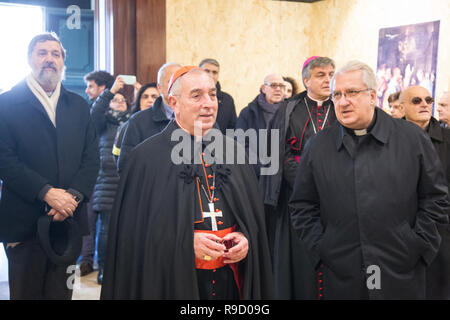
[117,96,170,173]
[289,108,449,299]
[0,80,99,242]
[425,117,450,299]
[260,91,336,299]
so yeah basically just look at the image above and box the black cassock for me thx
[101,121,274,299]
[261,91,336,299]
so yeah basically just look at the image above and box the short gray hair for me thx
[157,62,181,85]
[28,32,66,60]
[199,58,220,68]
[302,57,335,85]
[331,60,377,92]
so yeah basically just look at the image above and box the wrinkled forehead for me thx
[32,40,63,54]
[182,71,216,93]
[404,87,431,101]
[334,70,364,89]
[265,75,284,84]
[440,93,450,104]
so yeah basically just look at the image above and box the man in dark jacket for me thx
[199,58,237,134]
[260,57,336,299]
[84,70,115,103]
[236,73,285,176]
[289,61,449,299]
[117,62,181,173]
[402,85,450,299]
[0,32,99,299]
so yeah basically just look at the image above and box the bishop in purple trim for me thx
[261,56,337,300]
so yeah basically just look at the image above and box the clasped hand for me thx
[194,232,248,264]
[43,188,79,222]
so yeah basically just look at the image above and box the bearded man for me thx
[0,32,99,299]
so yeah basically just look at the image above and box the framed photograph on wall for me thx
[376,20,440,110]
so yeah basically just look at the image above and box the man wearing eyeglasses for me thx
[261,56,336,299]
[401,85,450,299]
[289,61,449,299]
[236,73,285,176]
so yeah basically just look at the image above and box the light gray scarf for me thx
[26,74,61,127]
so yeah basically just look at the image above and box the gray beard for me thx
[33,68,64,92]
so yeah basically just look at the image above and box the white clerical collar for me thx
[307,93,329,106]
[354,129,367,136]
[175,119,211,140]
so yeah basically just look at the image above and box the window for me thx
[0,3,44,92]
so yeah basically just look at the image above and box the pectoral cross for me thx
[202,202,222,231]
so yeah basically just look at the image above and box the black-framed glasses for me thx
[264,82,286,90]
[411,96,434,105]
[331,88,372,100]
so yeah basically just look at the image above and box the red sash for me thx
[194,225,236,269]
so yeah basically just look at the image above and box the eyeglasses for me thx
[111,98,126,103]
[331,88,372,100]
[411,96,434,105]
[265,82,286,90]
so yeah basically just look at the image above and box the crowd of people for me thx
[0,32,450,300]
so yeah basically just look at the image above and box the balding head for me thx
[400,86,434,129]
[261,74,285,104]
[157,62,182,104]
[438,91,450,125]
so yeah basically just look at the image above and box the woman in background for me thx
[90,77,131,284]
[283,76,299,100]
[113,83,159,163]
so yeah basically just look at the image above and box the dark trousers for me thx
[79,201,97,265]
[97,210,110,271]
[4,239,75,300]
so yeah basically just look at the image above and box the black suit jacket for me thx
[0,80,99,242]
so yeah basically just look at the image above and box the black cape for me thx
[101,121,274,299]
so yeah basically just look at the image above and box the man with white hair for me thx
[117,62,181,172]
[101,66,273,299]
[289,60,449,299]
